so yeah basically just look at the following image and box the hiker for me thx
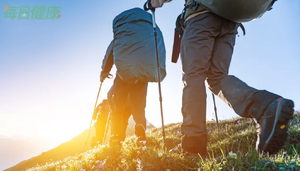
[100,7,166,144]
[91,86,133,146]
[91,99,110,146]
[91,85,134,146]
[145,0,295,155]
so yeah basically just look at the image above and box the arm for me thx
[100,41,114,82]
[150,0,172,8]
[101,40,114,73]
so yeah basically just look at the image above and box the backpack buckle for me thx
[190,1,199,11]
[185,0,199,11]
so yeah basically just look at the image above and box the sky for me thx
[0,0,299,149]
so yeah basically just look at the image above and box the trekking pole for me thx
[144,3,166,150]
[212,93,220,133]
[153,10,166,150]
[85,81,103,148]
[102,111,111,145]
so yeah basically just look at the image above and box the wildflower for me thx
[96,160,100,163]
[237,121,240,124]
[177,131,180,134]
[61,164,67,169]
[228,151,237,159]
[158,152,163,157]
[121,159,126,163]
[98,164,104,168]
[142,146,147,150]
[282,151,287,158]
[79,166,85,171]
[136,158,143,171]
[246,122,249,124]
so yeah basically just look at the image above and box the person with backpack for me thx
[90,86,134,146]
[91,99,110,146]
[100,7,166,144]
[144,0,294,156]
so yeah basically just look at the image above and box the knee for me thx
[132,107,145,116]
[183,72,206,86]
[207,73,227,93]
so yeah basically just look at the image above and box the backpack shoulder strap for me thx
[239,23,246,36]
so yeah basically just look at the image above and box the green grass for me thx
[26,111,300,171]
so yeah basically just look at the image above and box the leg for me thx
[206,18,282,120]
[111,75,130,141]
[129,81,148,141]
[206,17,259,117]
[120,96,133,141]
[207,17,294,154]
[180,13,220,154]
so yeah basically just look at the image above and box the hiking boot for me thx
[169,144,207,158]
[135,124,147,142]
[181,135,208,156]
[256,98,294,154]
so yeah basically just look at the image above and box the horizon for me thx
[1,1,299,169]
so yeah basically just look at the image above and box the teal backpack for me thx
[113,8,166,84]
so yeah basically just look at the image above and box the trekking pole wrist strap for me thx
[144,0,155,12]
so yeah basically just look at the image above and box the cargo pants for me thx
[180,12,280,153]
[111,75,148,139]
[108,85,135,141]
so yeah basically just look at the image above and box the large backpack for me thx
[195,0,277,23]
[112,8,166,84]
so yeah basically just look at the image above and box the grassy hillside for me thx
[8,111,300,171]
[4,129,89,171]
[4,117,155,171]
[0,139,48,171]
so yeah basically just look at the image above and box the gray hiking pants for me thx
[180,12,280,149]
[111,75,148,137]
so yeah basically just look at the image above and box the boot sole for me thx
[262,98,294,154]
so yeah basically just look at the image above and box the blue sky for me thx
[0,0,299,146]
